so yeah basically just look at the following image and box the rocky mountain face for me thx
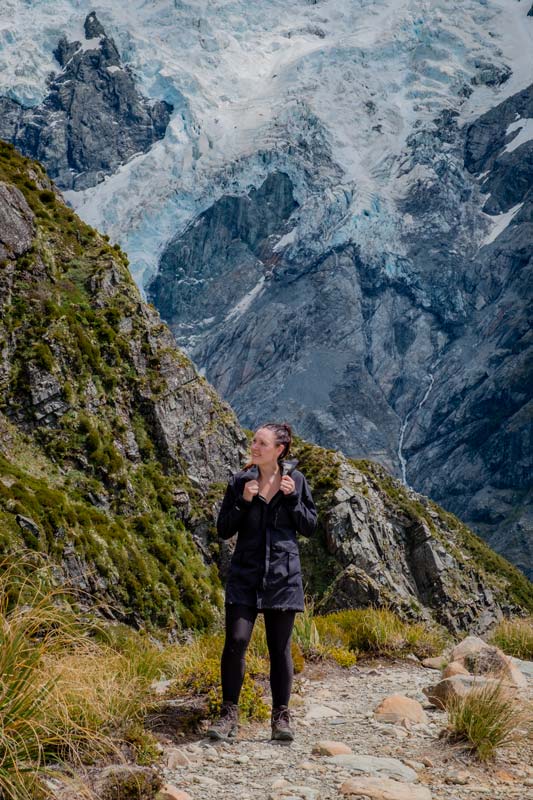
[1,143,532,634]
[406,83,533,579]
[0,12,172,190]
[148,81,533,581]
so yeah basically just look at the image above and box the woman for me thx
[207,422,317,742]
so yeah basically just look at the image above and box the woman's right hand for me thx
[243,480,259,502]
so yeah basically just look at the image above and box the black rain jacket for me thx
[217,465,318,611]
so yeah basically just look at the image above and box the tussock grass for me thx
[316,607,447,659]
[293,603,357,667]
[294,603,322,656]
[0,558,93,799]
[446,682,531,761]
[0,555,170,799]
[490,616,533,660]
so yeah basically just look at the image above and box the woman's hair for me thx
[244,422,293,470]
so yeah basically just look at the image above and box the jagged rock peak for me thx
[84,10,106,38]
[54,11,119,67]
[0,15,172,190]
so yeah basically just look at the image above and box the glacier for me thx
[1,0,530,289]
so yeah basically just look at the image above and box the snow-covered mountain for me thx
[1,0,531,575]
[1,0,527,284]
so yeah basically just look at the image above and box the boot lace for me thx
[272,706,291,725]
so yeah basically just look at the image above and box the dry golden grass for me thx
[0,554,172,798]
[490,616,533,660]
[316,607,448,659]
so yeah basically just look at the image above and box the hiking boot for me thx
[271,705,294,742]
[206,701,239,741]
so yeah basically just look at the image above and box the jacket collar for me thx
[240,465,286,510]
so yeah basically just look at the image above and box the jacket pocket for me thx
[287,551,301,580]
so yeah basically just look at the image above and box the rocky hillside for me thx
[1,141,532,633]
[0,140,246,630]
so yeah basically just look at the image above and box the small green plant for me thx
[39,190,56,205]
[123,722,161,766]
[328,647,358,668]
[172,633,269,721]
[207,675,269,721]
[33,342,55,372]
[490,616,533,660]
[294,605,357,667]
[446,682,530,761]
[291,641,305,673]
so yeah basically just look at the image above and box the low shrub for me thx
[170,629,269,720]
[122,722,161,766]
[328,647,358,668]
[207,675,269,721]
[291,641,305,673]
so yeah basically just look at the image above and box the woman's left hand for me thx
[280,475,296,495]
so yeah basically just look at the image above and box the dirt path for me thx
[157,659,533,800]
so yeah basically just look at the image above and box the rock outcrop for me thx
[0,12,172,190]
[306,456,531,633]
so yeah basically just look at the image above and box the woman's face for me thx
[250,428,284,467]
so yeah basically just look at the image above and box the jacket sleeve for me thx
[284,474,318,539]
[216,476,252,541]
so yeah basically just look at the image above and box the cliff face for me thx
[0,13,172,190]
[1,142,532,634]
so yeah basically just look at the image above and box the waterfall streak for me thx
[398,372,434,486]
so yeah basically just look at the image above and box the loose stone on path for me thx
[305,704,343,720]
[327,755,417,782]
[339,776,432,799]
[312,741,353,756]
[156,787,192,800]
[373,695,428,725]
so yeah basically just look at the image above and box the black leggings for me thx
[221,604,296,707]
